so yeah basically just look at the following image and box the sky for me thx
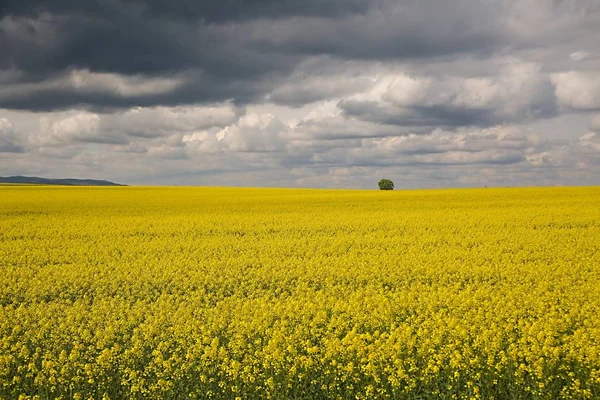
[1,0,599,188]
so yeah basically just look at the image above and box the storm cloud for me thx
[1,0,599,187]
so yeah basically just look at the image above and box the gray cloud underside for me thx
[1,0,600,187]
[0,0,375,22]
[3,0,597,111]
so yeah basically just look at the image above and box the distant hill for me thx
[0,176,125,186]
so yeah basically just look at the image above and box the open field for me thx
[1,186,599,399]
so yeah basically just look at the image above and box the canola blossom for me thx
[1,186,599,399]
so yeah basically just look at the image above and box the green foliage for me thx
[378,178,394,190]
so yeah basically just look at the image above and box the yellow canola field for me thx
[1,186,599,400]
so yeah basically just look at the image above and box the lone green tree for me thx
[378,179,394,190]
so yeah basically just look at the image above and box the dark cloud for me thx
[338,99,497,127]
[0,0,375,22]
[0,69,275,112]
[245,1,506,59]
[0,0,513,110]
[0,4,300,110]
[3,0,595,113]
[0,0,376,78]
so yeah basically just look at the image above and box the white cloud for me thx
[36,112,119,145]
[382,74,433,107]
[342,59,555,126]
[570,51,591,61]
[184,112,290,153]
[182,131,223,154]
[0,69,185,102]
[4,103,599,188]
[580,132,600,152]
[356,125,545,166]
[552,71,600,110]
[102,104,242,138]
[267,74,374,106]
[68,70,184,97]
[30,103,243,147]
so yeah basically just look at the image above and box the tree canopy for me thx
[378,179,394,190]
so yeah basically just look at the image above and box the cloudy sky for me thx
[1,0,599,188]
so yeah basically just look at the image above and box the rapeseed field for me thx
[1,186,599,399]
